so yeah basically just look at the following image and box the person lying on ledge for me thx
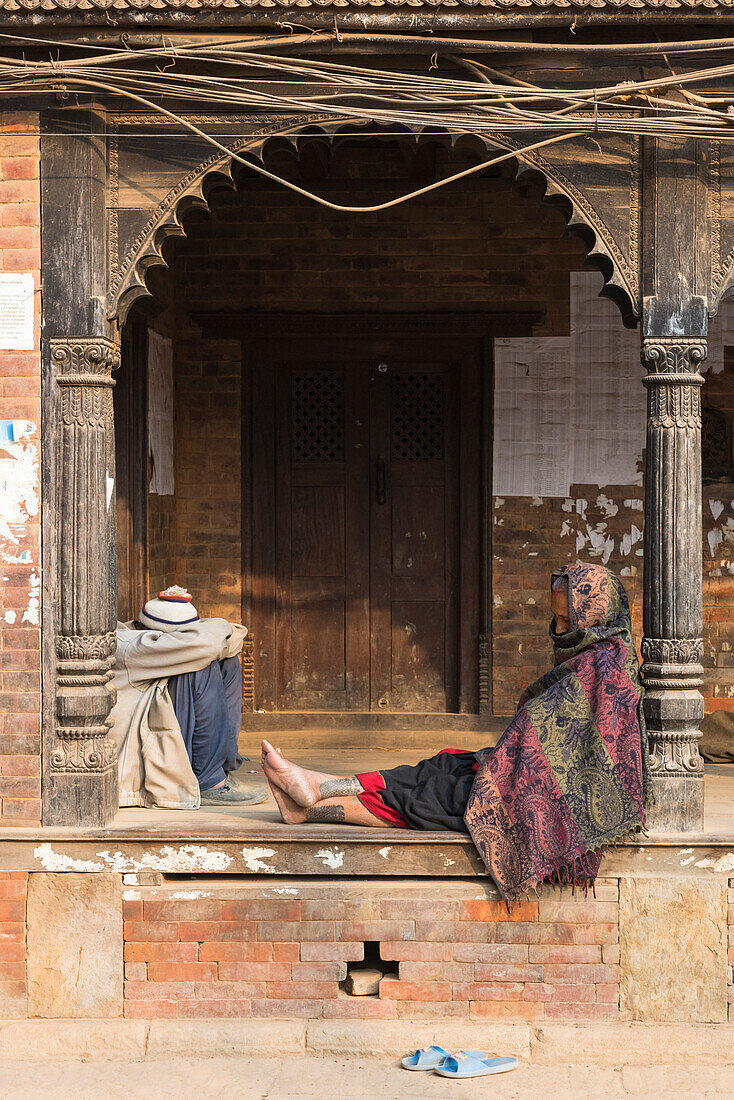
[110,586,255,809]
[262,562,649,903]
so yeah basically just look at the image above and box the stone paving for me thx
[0,1056,732,1099]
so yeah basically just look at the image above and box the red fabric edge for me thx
[355,771,410,828]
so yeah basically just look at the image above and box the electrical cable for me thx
[3,33,734,216]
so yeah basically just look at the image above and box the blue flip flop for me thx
[434,1053,519,1078]
[401,1046,488,1072]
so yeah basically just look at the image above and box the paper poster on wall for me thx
[570,272,645,488]
[492,273,646,497]
[147,331,175,496]
[707,296,734,374]
[0,273,34,351]
[0,419,38,567]
[493,336,573,498]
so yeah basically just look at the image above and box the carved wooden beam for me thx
[48,336,120,826]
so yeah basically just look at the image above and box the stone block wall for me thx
[729,879,734,1022]
[0,113,41,824]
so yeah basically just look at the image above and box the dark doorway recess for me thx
[200,312,537,726]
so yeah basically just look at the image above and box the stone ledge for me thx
[0,1020,732,1063]
[1,834,733,878]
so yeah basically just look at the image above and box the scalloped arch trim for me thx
[109,118,639,325]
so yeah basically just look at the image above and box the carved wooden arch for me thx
[109,116,640,325]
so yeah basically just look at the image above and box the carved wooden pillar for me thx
[641,336,706,831]
[48,336,119,826]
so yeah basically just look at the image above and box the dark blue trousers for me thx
[168,656,243,791]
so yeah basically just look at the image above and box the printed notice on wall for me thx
[0,274,34,351]
[147,330,175,496]
[493,273,645,497]
[493,336,573,497]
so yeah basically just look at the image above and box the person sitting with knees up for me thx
[110,586,257,809]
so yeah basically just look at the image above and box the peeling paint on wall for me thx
[0,420,38,565]
[22,570,39,625]
[241,846,277,873]
[620,525,643,556]
[708,529,723,558]
[94,845,233,873]
[33,844,104,872]
[596,494,619,518]
[315,847,344,869]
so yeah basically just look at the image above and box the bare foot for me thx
[261,739,323,807]
[269,780,306,825]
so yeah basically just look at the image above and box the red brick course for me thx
[0,113,41,825]
[121,881,620,1020]
[0,873,27,1017]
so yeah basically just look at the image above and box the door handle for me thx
[376,454,386,506]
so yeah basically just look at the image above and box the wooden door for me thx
[370,361,459,711]
[249,332,479,715]
[274,362,371,710]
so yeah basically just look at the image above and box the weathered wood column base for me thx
[45,772,118,830]
[646,775,704,834]
[642,643,705,833]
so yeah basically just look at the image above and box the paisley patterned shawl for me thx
[464,562,647,903]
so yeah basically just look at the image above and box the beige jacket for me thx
[110,618,247,809]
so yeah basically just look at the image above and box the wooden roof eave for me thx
[1,3,734,33]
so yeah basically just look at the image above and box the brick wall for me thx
[492,492,645,715]
[0,114,41,824]
[122,878,619,1021]
[171,330,242,622]
[0,872,27,1018]
[493,380,734,714]
[174,146,586,333]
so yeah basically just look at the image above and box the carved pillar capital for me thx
[641,334,706,831]
[641,336,707,376]
[642,338,705,432]
[51,335,120,378]
[48,334,119,824]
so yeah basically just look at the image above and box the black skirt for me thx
[358,750,478,831]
